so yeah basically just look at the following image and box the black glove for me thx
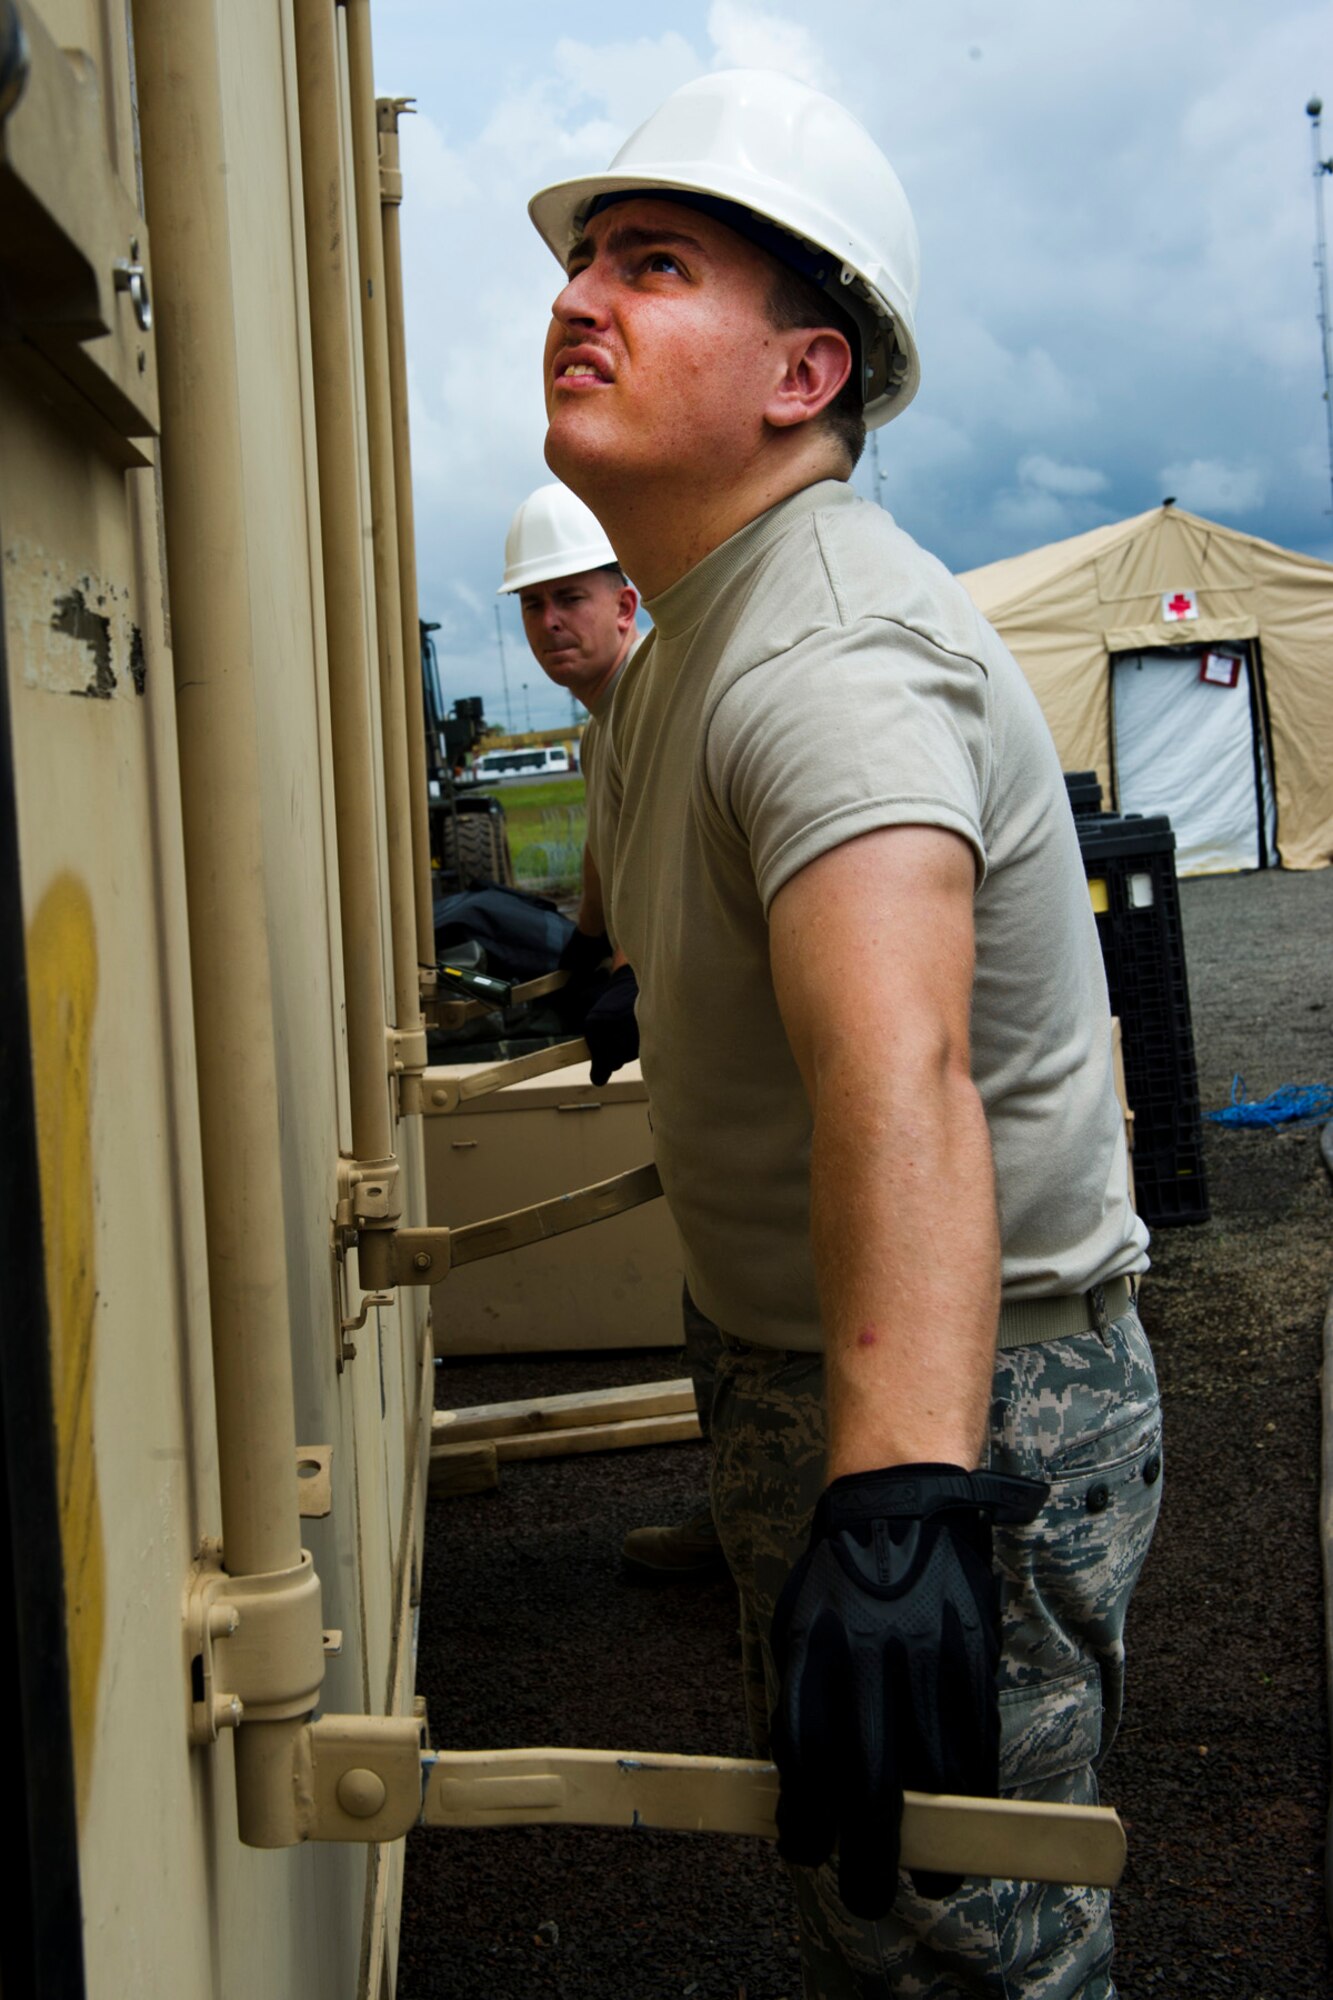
[770,1462,1048,1918]
[557,925,612,983]
[553,927,612,1031]
[584,962,639,1086]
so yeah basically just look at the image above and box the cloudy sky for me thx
[370,0,1330,732]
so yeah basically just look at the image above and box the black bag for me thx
[432,882,574,986]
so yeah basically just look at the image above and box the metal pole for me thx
[133,0,303,1591]
[1307,98,1333,514]
[378,94,436,973]
[344,0,423,1036]
[494,602,514,731]
[293,0,395,1172]
[134,0,329,1846]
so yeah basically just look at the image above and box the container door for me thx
[1112,646,1274,874]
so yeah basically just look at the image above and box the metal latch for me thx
[356,1161,663,1289]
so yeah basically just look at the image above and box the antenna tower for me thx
[492,602,514,732]
[1307,97,1333,512]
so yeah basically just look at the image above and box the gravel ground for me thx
[400,866,1333,1999]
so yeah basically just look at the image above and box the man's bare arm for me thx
[575,842,606,939]
[574,843,629,972]
[768,825,999,1478]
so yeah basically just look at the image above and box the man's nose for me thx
[551,260,607,329]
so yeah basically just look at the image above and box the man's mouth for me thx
[553,350,612,387]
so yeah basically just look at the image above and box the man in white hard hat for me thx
[500,482,728,1579]
[499,480,638,716]
[528,69,1160,1998]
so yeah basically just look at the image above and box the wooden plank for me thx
[433,1378,696,1444]
[493,1412,700,1460]
[430,1411,700,1476]
[427,1439,499,1497]
[420,1748,1127,1888]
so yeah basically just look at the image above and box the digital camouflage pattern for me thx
[708,1309,1162,2000]
[681,1282,726,1443]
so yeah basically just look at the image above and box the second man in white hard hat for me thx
[497,478,639,1072]
[498,480,638,715]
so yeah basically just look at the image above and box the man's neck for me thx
[577,624,637,713]
[574,443,848,602]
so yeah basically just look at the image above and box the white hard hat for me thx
[529,70,921,429]
[498,481,619,594]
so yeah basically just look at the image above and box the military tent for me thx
[958,506,1333,873]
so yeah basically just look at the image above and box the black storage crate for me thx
[1063,769,1104,816]
[1077,812,1209,1227]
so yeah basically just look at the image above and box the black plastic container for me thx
[1063,770,1104,816]
[1077,812,1209,1227]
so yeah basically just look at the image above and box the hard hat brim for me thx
[497,542,624,595]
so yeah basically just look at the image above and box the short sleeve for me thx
[705,616,992,913]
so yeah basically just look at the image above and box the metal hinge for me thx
[386,1025,428,1118]
[334,1153,401,1234]
[186,1541,326,1747]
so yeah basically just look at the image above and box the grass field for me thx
[497,775,587,894]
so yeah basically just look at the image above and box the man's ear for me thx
[764,328,853,432]
[616,584,639,634]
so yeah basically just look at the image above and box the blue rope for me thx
[1206,1075,1333,1128]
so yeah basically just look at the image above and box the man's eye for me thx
[643,251,682,275]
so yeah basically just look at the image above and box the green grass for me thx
[497,778,587,893]
[494,775,586,823]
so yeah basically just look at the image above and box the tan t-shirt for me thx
[578,640,634,793]
[588,480,1148,1351]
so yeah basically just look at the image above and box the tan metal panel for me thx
[6,1,428,1990]
[3,387,224,1996]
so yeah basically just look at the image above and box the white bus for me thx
[467,744,572,782]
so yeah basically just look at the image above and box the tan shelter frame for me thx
[959,506,1333,871]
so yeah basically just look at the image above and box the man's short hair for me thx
[765,264,867,472]
[596,560,629,587]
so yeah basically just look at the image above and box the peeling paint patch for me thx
[3,543,139,700]
[52,588,116,699]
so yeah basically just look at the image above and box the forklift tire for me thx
[442,808,514,889]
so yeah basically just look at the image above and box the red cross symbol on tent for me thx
[1162,589,1197,621]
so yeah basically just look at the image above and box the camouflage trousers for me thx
[682,1281,726,1444]
[709,1307,1162,2000]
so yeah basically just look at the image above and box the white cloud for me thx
[399,112,477,211]
[932,321,1096,439]
[449,578,485,618]
[1158,458,1267,515]
[370,0,1331,672]
[706,1,833,85]
[1018,455,1108,497]
[553,33,702,129]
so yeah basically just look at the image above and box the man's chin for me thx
[544,418,617,497]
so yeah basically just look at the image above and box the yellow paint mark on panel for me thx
[1087,877,1109,914]
[27,874,105,1824]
